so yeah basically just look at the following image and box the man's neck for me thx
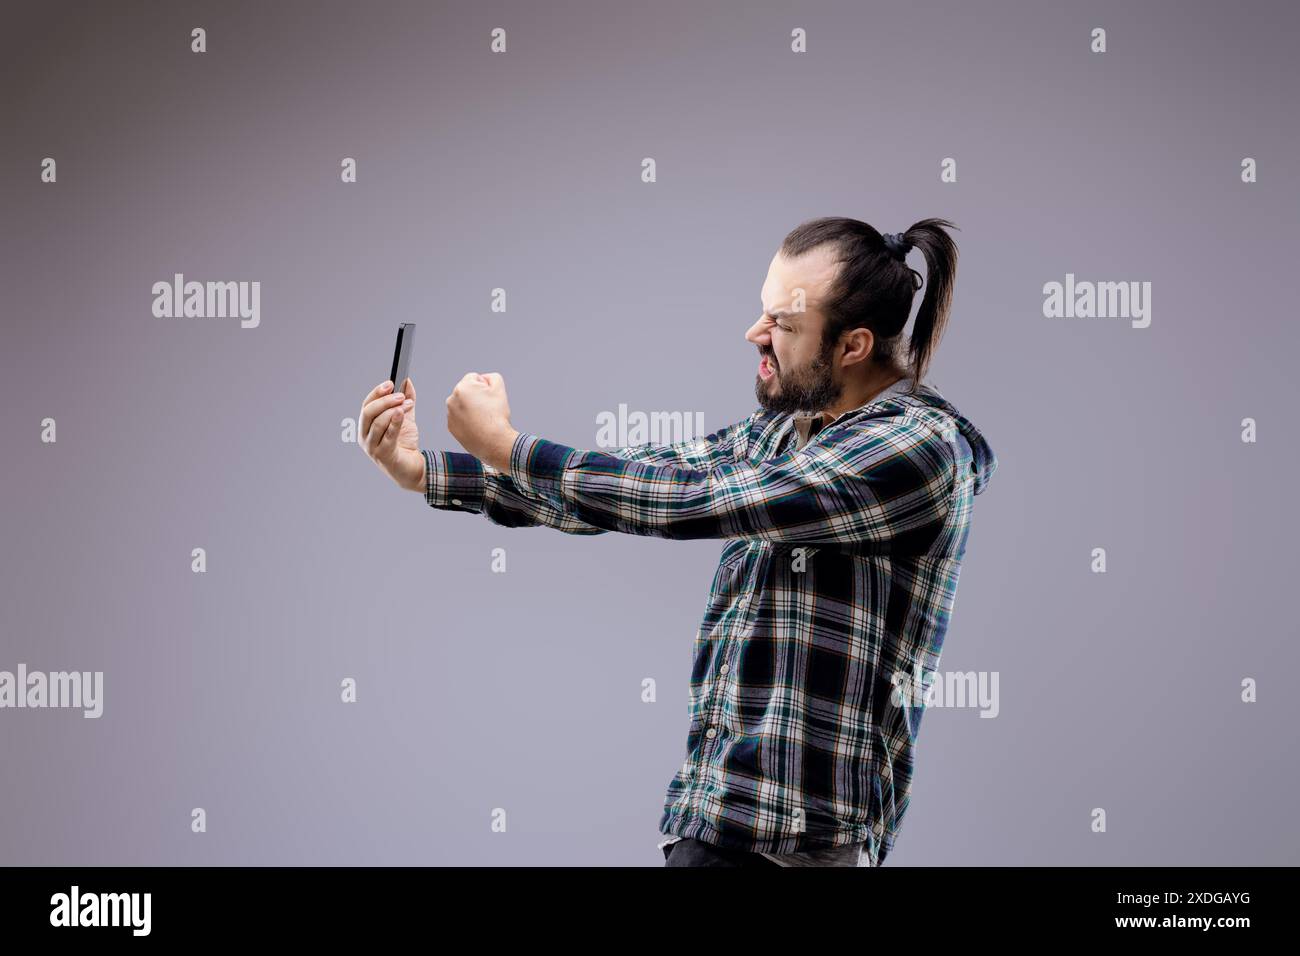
[818,367,909,423]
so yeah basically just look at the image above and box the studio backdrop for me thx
[1,0,1296,866]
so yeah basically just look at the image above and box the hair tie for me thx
[882,232,911,261]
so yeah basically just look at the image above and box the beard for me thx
[754,340,844,416]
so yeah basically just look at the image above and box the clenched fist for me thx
[445,372,519,470]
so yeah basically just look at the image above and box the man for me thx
[359,216,998,866]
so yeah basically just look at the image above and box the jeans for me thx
[662,837,783,867]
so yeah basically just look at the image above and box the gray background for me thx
[1,0,1297,865]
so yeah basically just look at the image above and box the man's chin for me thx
[755,390,797,416]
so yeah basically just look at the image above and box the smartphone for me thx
[389,323,416,398]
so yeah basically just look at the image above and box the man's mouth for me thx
[759,355,776,379]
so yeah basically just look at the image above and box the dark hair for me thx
[778,216,959,391]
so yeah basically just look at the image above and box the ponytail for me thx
[896,217,959,390]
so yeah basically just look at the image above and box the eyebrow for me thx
[765,309,799,321]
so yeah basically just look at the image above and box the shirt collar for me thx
[791,377,917,445]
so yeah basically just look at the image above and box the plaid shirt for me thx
[421,381,996,865]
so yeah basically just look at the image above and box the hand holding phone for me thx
[359,323,424,492]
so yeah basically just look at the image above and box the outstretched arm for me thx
[500,413,960,550]
[422,410,760,535]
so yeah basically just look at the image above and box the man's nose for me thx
[745,319,769,346]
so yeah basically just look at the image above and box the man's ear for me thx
[841,327,875,365]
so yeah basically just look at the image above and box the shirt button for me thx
[719,664,729,675]
[705,727,717,739]
[451,498,462,506]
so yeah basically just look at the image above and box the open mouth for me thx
[759,356,776,379]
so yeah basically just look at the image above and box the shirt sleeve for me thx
[503,414,958,550]
[420,411,758,534]
[422,448,606,534]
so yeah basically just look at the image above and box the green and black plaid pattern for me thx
[422,383,996,865]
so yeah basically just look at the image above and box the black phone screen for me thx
[389,323,416,397]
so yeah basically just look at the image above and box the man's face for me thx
[745,247,844,416]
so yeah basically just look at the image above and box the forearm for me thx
[477,427,520,475]
[420,448,607,535]
[421,409,755,534]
